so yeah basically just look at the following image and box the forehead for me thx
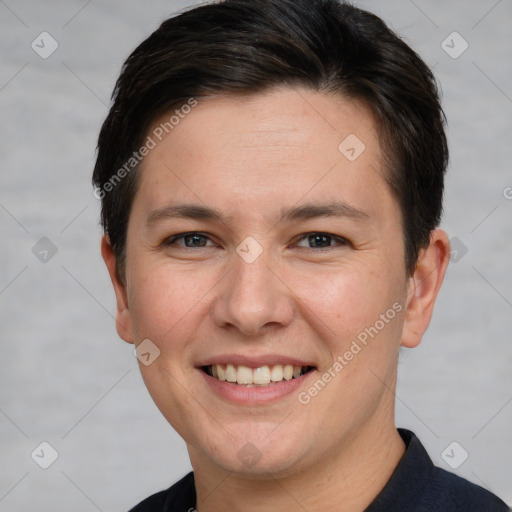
[144,87,380,160]
[132,87,394,225]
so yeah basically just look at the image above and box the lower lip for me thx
[198,369,315,405]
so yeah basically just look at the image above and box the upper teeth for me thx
[209,364,308,386]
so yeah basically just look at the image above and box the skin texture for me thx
[102,86,450,511]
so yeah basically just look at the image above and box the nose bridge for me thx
[213,245,293,335]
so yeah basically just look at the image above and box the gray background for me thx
[1,0,511,510]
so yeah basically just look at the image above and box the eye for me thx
[295,232,349,249]
[164,232,215,248]
[161,231,348,251]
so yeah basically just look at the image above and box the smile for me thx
[202,364,315,386]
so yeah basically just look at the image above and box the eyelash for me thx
[163,232,350,251]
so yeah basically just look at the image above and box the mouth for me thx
[201,364,315,387]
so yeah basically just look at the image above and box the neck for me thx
[189,413,405,512]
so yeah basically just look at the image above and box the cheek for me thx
[291,262,399,339]
[126,262,218,342]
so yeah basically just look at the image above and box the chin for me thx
[214,450,307,480]
[192,426,312,480]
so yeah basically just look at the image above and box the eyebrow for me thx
[145,200,370,227]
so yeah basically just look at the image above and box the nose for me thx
[211,250,294,336]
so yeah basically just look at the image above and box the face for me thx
[103,86,447,479]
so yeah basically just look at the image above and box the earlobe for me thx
[100,235,135,344]
[401,229,450,348]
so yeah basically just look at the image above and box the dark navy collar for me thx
[365,428,435,510]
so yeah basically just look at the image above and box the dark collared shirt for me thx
[129,429,509,511]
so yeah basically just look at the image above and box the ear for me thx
[101,235,134,344]
[401,228,450,348]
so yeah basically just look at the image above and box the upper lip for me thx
[195,354,316,368]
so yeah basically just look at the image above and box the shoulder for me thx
[418,465,510,511]
[127,472,196,512]
[399,429,509,511]
[368,429,509,511]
